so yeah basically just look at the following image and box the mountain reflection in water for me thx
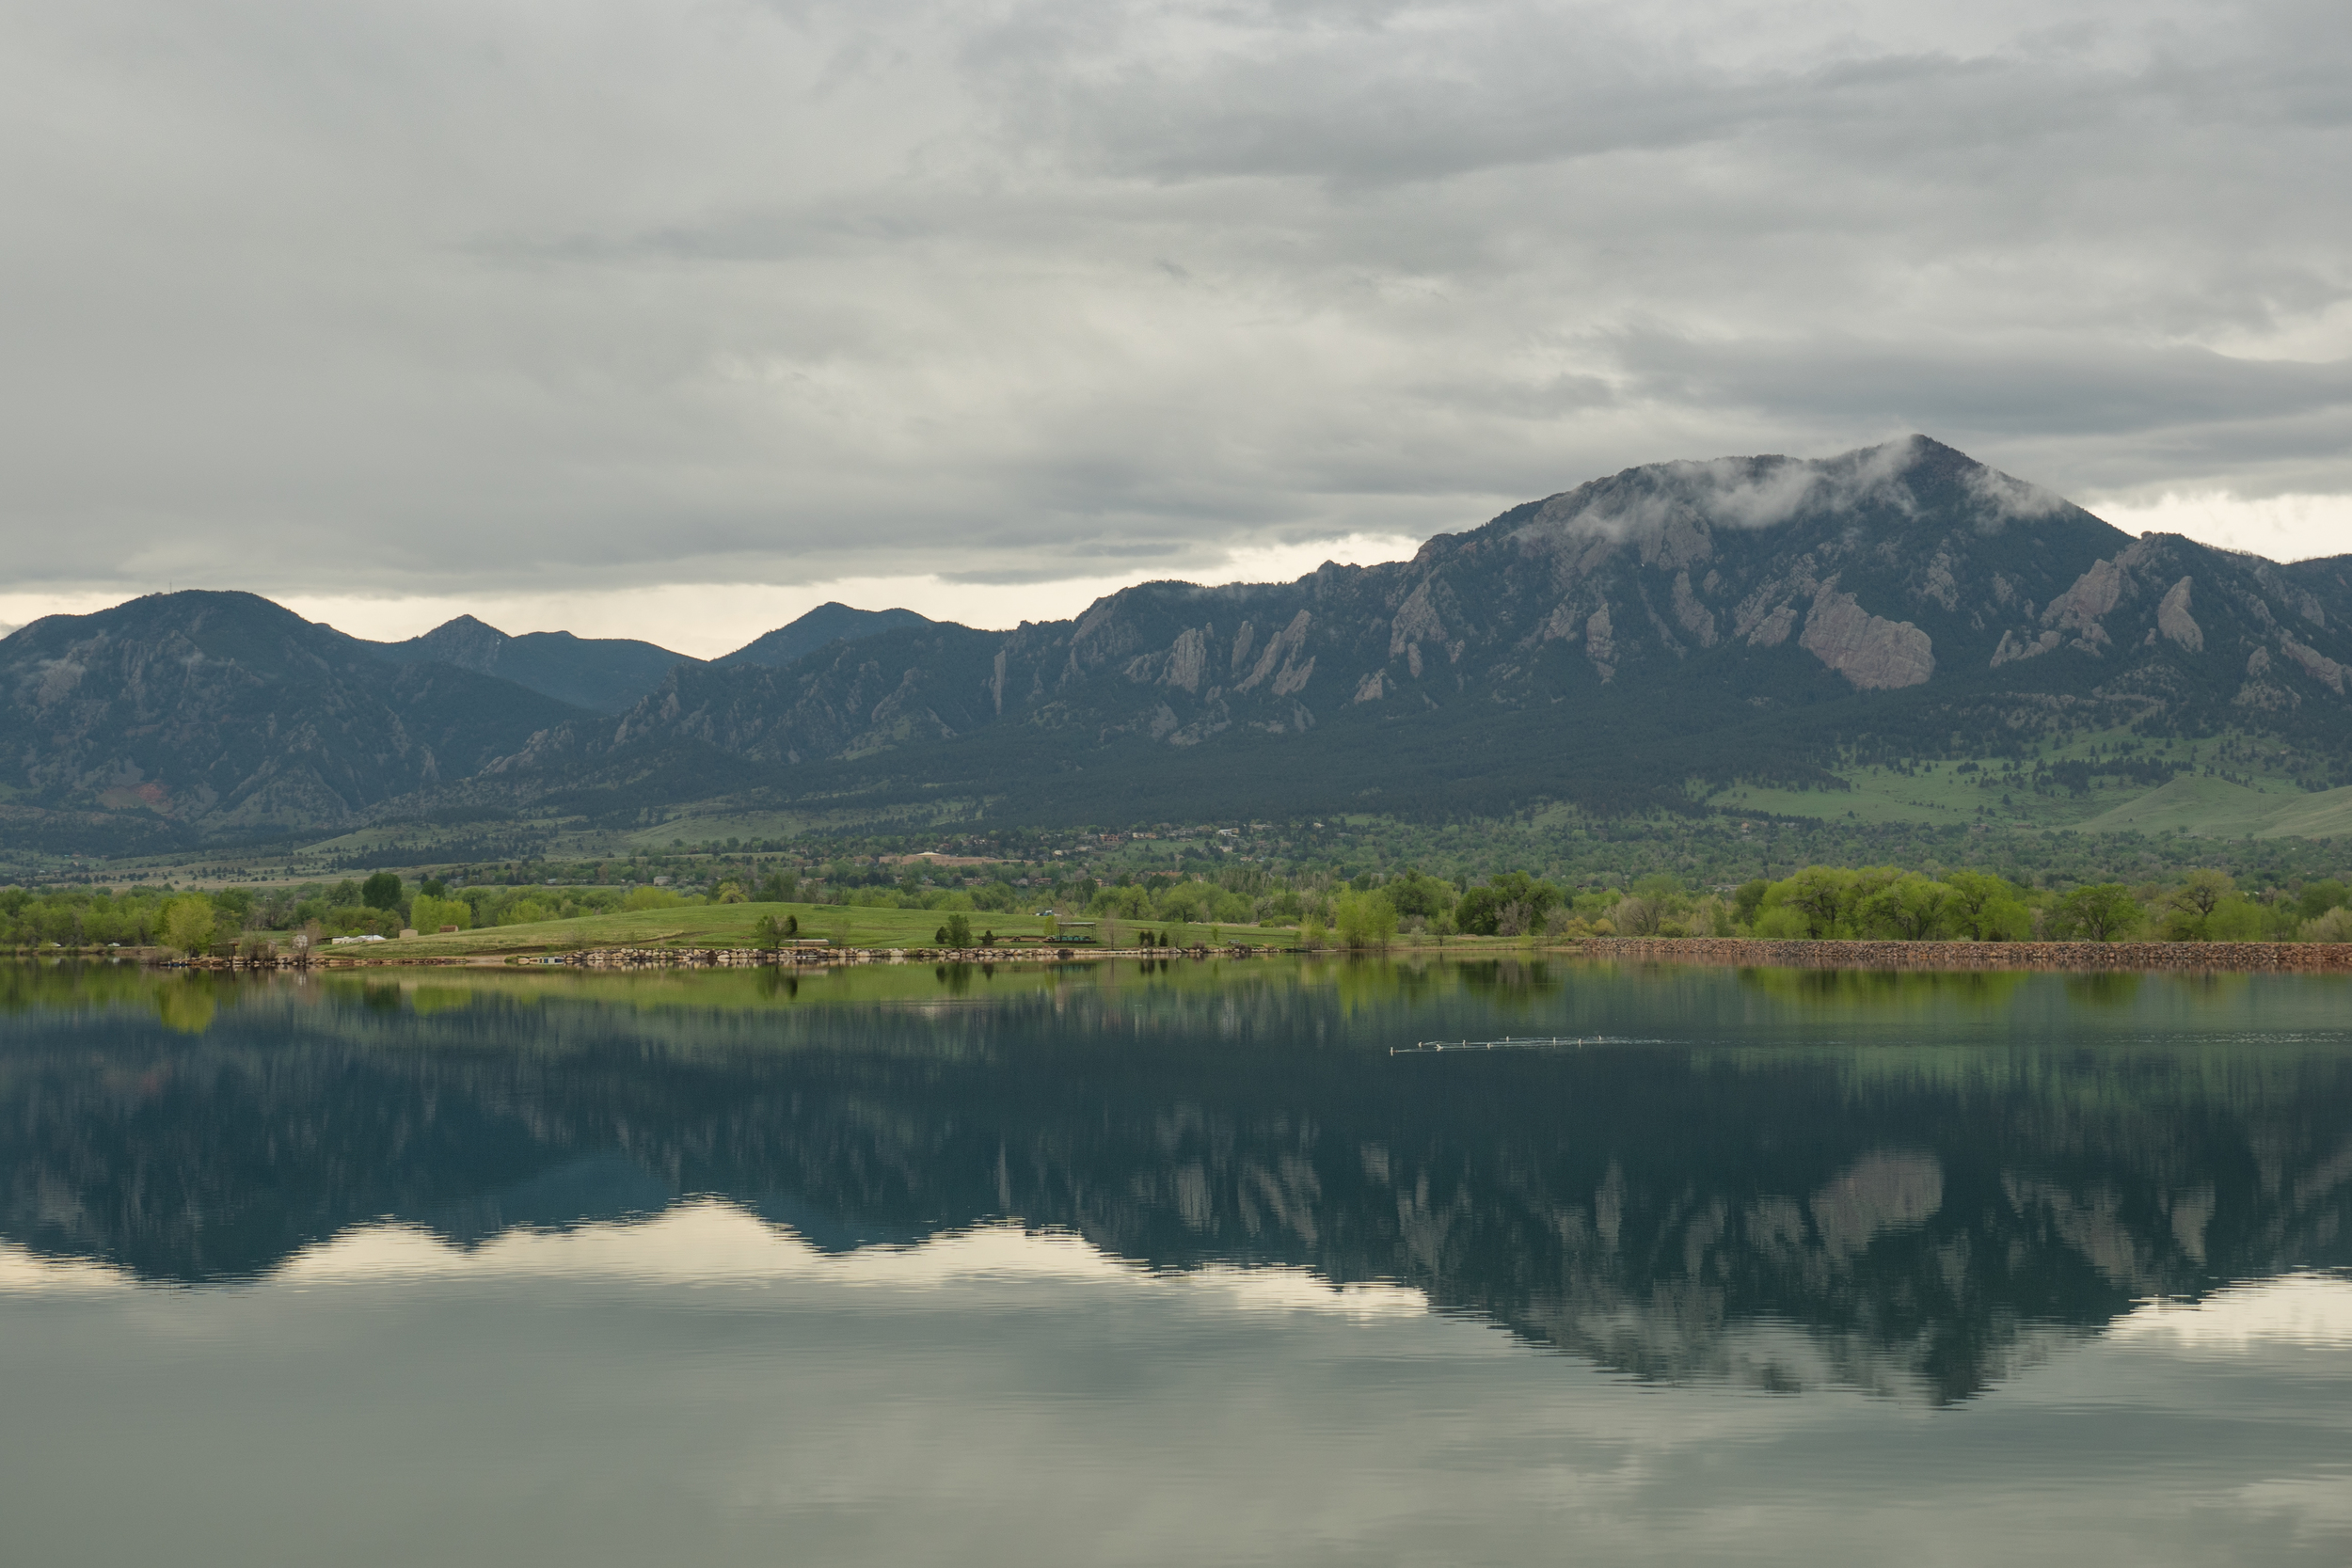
[3,957,2349,1404]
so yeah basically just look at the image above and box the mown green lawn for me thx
[361,900,1296,960]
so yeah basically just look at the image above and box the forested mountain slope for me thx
[452,437,2352,825]
[369,616,697,715]
[717,603,933,669]
[0,593,585,852]
[8,437,2351,853]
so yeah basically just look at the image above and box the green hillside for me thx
[2262,789,2352,838]
[2076,777,2352,839]
[1708,729,2352,840]
[1708,759,2141,831]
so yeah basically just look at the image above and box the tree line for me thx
[6,860,2349,955]
[0,870,803,955]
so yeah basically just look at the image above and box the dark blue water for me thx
[3,958,2348,1565]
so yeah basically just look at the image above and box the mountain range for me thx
[0,598,922,853]
[365,601,935,713]
[6,436,2350,854]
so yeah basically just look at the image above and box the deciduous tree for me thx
[1859,875,1951,940]
[1772,866,1853,938]
[1945,871,2031,942]
[158,897,216,956]
[2049,884,2142,942]
[1332,890,1398,949]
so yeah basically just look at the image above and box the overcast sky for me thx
[1,0,2345,656]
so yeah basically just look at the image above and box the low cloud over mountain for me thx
[12,436,2342,853]
[2,2,2346,615]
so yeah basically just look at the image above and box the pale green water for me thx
[2,957,2348,1565]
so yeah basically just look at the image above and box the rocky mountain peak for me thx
[13,440,2352,847]
[1499,436,2073,560]
[450,436,2352,826]
[401,614,510,674]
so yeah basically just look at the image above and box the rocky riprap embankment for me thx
[1581,937,2352,972]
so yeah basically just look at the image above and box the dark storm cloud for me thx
[0,0,2345,615]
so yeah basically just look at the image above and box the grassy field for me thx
[1707,731,2349,839]
[1708,762,2139,831]
[348,899,1299,961]
[607,804,979,851]
[323,899,1578,964]
[2075,777,2352,839]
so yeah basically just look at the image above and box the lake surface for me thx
[3,956,2349,1566]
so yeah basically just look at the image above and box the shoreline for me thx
[1581,937,2352,973]
[112,942,1290,973]
[17,937,2352,975]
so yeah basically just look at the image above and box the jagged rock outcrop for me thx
[1797,579,1934,689]
[17,437,2352,845]
[2157,577,2203,651]
[443,436,2352,822]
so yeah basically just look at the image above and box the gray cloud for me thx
[1522,436,1938,543]
[0,0,2346,615]
[1613,336,2352,437]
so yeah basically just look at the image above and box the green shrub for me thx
[2302,907,2352,942]
[2296,879,2348,922]
[409,895,472,933]
[158,896,217,956]
[1454,872,1563,936]
[1331,890,1398,949]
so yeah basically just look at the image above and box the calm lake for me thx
[3,957,2348,1566]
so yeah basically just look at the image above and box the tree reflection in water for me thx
[2,957,2348,1403]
